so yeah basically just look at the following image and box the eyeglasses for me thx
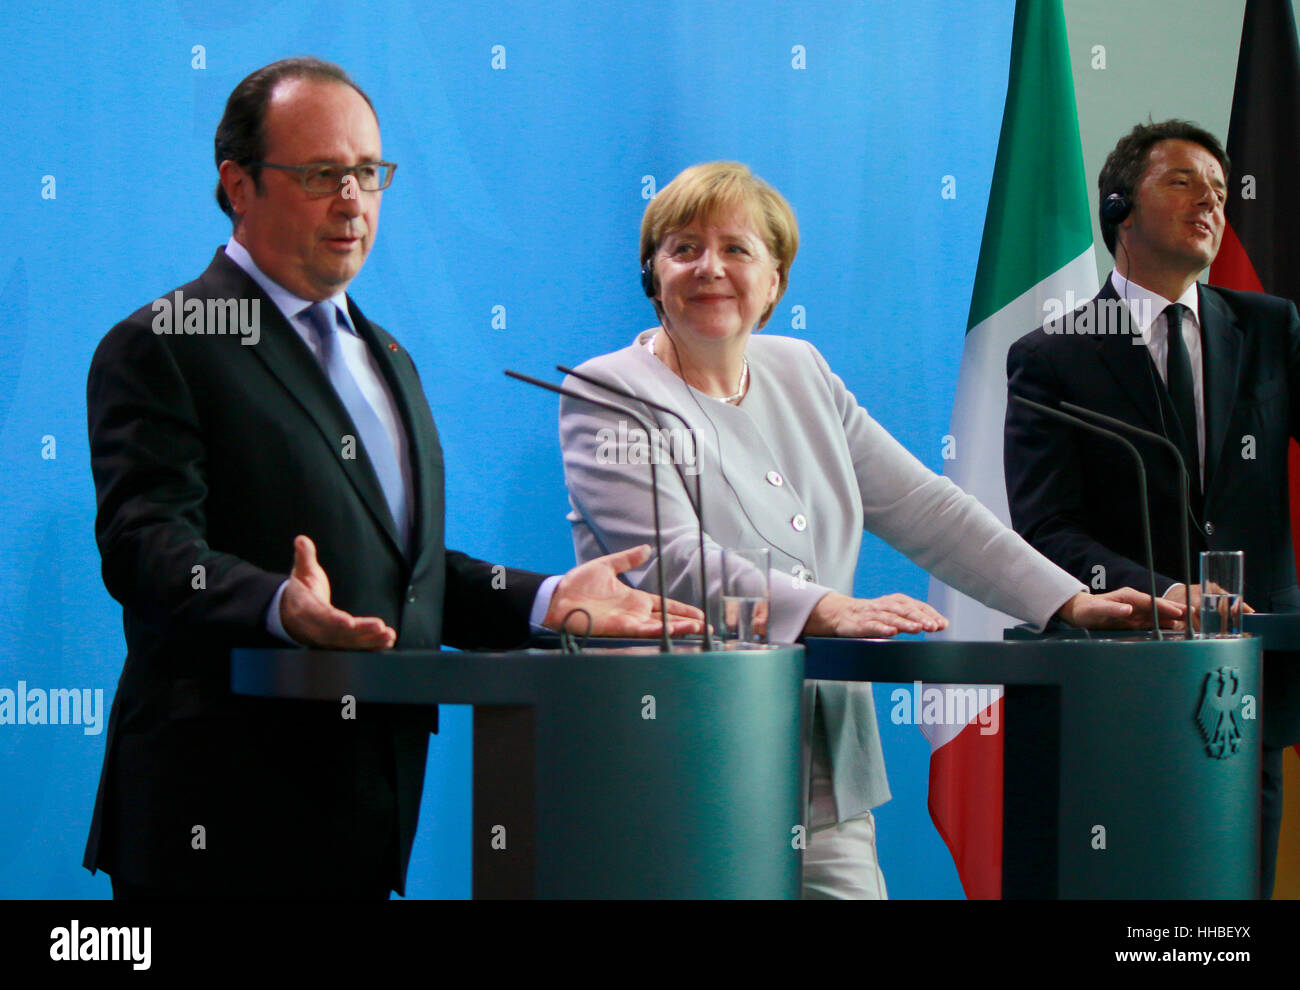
[247,161,397,193]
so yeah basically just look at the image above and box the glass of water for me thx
[1198,550,1245,638]
[717,548,770,647]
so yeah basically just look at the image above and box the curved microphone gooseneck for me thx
[1010,392,1163,639]
[557,363,715,651]
[1059,400,1194,639]
[505,369,673,653]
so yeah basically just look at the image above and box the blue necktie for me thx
[303,301,410,552]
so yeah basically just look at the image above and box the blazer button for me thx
[792,514,807,532]
[407,585,417,604]
[766,470,784,487]
[1204,521,1215,536]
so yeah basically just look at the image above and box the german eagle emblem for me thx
[1196,667,1243,760]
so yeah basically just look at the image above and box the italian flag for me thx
[1206,0,1300,900]
[924,0,1097,899]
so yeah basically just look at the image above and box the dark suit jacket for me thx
[1005,279,1300,613]
[83,248,545,896]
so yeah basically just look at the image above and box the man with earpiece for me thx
[1004,119,1300,898]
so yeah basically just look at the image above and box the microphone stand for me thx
[557,364,715,651]
[1059,400,1195,639]
[1010,393,1163,639]
[505,369,672,653]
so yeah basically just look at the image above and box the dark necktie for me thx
[1164,302,1200,489]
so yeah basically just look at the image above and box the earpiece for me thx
[1101,191,1131,225]
[641,259,656,298]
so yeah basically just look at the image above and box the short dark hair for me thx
[1098,119,1230,256]
[213,57,376,222]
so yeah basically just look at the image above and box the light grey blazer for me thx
[559,331,1083,820]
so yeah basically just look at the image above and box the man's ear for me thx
[218,159,251,221]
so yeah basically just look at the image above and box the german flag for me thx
[1207,0,1300,901]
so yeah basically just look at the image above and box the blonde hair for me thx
[640,162,799,329]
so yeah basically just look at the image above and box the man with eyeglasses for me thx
[82,57,701,899]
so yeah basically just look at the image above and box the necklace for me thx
[650,332,749,404]
[716,360,749,404]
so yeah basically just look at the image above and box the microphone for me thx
[1009,392,1164,639]
[1058,399,1194,635]
[505,368,673,653]
[557,363,715,651]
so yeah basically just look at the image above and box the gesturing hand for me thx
[279,535,397,650]
[544,544,705,637]
[802,591,947,638]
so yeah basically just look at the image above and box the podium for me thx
[232,645,804,899]
[805,634,1263,898]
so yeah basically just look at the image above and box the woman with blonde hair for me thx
[559,161,1176,898]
